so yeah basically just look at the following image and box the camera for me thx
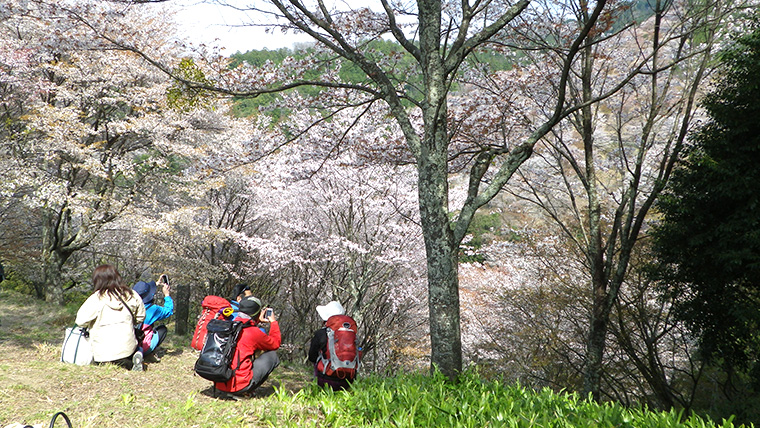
[159,274,169,285]
[265,308,273,318]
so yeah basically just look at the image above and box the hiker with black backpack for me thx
[308,301,361,391]
[204,296,281,398]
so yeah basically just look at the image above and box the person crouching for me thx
[214,296,280,398]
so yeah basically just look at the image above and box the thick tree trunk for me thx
[413,0,464,378]
[41,211,66,305]
[417,120,462,379]
[42,249,65,305]
[418,185,462,378]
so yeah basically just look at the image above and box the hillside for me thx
[0,290,311,428]
[0,290,748,428]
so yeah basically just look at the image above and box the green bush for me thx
[270,370,746,427]
[0,267,36,296]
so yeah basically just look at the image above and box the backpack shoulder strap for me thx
[114,291,139,325]
[235,318,255,329]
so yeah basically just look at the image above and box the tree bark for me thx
[413,0,464,379]
[417,137,462,378]
[41,210,66,305]
[174,282,190,335]
[577,26,606,398]
[584,282,610,400]
[42,250,65,305]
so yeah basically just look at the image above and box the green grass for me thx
[0,289,751,428]
[265,371,746,428]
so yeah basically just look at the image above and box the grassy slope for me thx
[0,290,748,428]
[0,289,311,428]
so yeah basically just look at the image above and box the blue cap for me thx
[133,281,157,304]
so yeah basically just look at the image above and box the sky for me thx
[171,1,315,54]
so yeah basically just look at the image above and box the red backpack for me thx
[191,295,232,350]
[316,315,361,380]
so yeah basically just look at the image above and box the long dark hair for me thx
[92,264,131,299]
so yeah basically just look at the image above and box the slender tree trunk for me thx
[174,282,190,335]
[584,280,610,399]
[579,37,608,400]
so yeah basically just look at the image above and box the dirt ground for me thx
[0,290,313,428]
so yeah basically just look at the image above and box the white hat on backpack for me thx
[317,300,345,321]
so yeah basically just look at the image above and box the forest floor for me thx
[0,289,314,428]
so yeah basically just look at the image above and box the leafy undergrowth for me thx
[284,373,749,428]
[0,289,750,428]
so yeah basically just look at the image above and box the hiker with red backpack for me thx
[212,296,281,398]
[308,301,361,391]
[190,284,252,351]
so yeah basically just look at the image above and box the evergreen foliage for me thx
[651,16,760,369]
[228,47,313,119]
[227,40,514,118]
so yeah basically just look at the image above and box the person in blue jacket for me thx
[133,276,174,362]
[229,283,252,318]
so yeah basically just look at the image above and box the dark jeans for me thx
[145,325,168,355]
[236,351,280,394]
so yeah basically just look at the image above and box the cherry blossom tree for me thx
[225,105,428,366]
[107,97,428,365]
[251,162,427,364]
[0,0,200,303]
[492,0,753,399]
[126,0,611,379]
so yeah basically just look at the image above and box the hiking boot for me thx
[237,391,255,399]
[132,351,143,371]
[216,391,240,401]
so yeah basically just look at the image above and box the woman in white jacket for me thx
[76,264,146,370]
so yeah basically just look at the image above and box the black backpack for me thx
[194,318,250,383]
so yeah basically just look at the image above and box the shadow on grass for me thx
[198,380,286,401]
[162,347,186,357]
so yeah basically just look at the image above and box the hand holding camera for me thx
[159,274,170,296]
[260,307,275,323]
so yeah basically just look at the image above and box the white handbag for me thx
[60,326,93,365]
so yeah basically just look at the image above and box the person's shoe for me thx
[236,390,255,399]
[132,351,143,371]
